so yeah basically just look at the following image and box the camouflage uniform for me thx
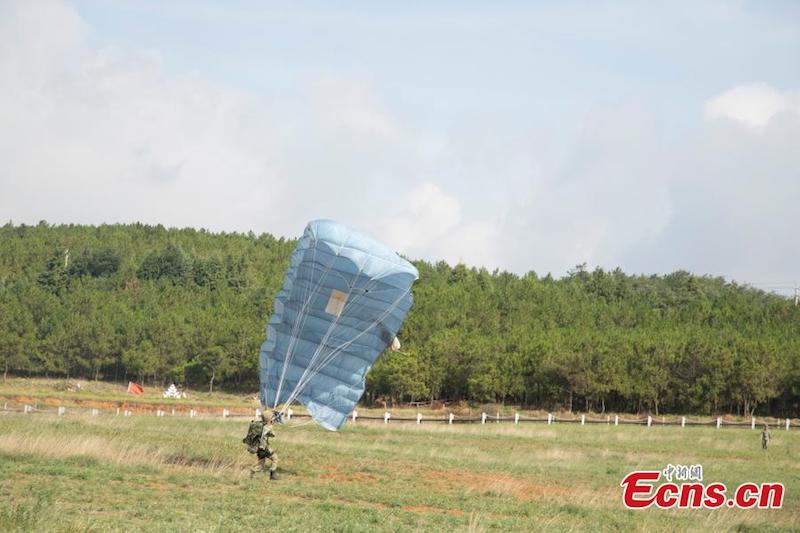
[762,426,770,450]
[251,422,278,478]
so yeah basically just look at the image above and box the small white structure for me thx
[163,384,187,399]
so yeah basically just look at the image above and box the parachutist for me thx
[245,412,279,479]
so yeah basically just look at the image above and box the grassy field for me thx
[0,408,798,532]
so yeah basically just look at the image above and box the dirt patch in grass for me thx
[401,504,465,516]
[424,468,572,502]
[319,466,378,483]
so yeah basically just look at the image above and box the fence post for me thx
[417,412,422,424]
[171,409,175,416]
[751,417,755,430]
[647,416,652,427]
[514,412,519,425]
[547,413,552,425]
[255,408,261,419]
[222,409,227,419]
[614,415,619,426]
[449,412,454,425]
[681,416,686,428]
[24,404,30,414]
[581,414,585,426]
[496,411,500,424]
[481,412,487,425]
[92,408,98,417]
[352,410,357,423]
[116,408,120,416]
[384,411,390,424]
[786,419,791,431]
[288,408,293,421]
[58,406,65,416]
[716,417,721,429]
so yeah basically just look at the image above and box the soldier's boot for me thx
[270,470,279,481]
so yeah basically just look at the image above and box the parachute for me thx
[259,220,418,431]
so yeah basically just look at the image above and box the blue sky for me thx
[1,1,799,291]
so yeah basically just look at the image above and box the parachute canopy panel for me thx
[259,219,418,431]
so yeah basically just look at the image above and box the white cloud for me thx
[378,183,498,268]
[704,83,800,130]
[0,1,280,232]
[381,183,460,252]
[1,1,798,288]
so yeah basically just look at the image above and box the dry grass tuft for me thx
[0,432,251,477]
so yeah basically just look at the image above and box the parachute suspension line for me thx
[273,238,335,408]
[280,283,411,411]
[279,263,394,410]
[279,268,368,411]
[282,288,409,411]
[274,234,361,411]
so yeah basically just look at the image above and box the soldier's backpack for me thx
[243,420,264,453]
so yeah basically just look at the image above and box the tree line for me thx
[1,221,798,417]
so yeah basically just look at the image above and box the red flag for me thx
[127,381,144,396]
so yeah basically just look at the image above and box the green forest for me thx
[1,222,798,417]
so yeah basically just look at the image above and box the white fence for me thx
[2,402,796,431]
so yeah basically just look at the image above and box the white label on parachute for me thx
[325,289,348,316]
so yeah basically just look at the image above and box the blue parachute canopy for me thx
[259,220,418,431]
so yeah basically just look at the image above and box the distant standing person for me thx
[762,424,771,450]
